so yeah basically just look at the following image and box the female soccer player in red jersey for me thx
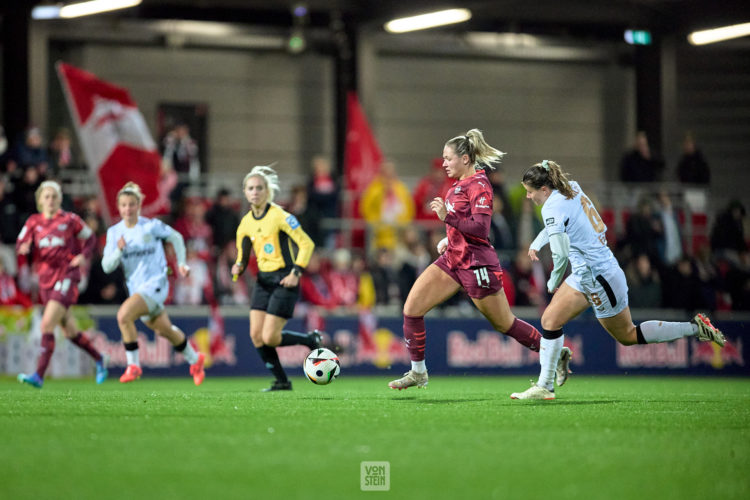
[16,180,108,388]
[389,129,570,390]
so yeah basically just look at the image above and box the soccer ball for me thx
[304,347,341,385]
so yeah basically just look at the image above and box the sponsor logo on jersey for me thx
[39,236,65,248]
[475,196,490,209]
[445,200,456,213]
[454,186,462,194]
[545,217,555,225]
[286,215,300,229]
[122,247,157,259]
[58,224,68,231]
[143,234,153,243]
[263,243,274,254]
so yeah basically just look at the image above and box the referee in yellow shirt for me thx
[232,165,322,391]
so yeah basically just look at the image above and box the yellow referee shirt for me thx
[235,202,314,274]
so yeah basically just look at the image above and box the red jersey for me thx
[16,210,96,291]
[442,169,498,269]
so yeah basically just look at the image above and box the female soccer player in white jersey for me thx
[102,182,205,385]
[511,160,725,400]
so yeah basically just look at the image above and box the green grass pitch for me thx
[2,375,748,500]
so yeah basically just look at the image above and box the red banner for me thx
[343,92,383,217]
[56,62,170,222]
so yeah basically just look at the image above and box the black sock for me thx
[636,324,647,345]
[256,346,288,382]
[279,329,313,348]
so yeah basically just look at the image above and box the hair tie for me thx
[542,160,550,171]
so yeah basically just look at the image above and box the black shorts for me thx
[250,269,299,319]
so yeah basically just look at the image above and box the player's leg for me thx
[599,308,725,347]
[145,312,205,385]
[389,264,459,390]
[473,290,541,352]
[266,285,320,349]
[115,294,150,382]
[60,308,108,384]
[511,283,588,400]
[18,299,67,388]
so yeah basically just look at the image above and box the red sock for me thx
[36,333,56,377]
[69,332,102,362]
[504,318,541,352]
[403,315,426,362]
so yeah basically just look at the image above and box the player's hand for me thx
[70,254,86,268]
[528,248,540,261]
[117,236,126,250]
[280,271,299,288]
[437,237,448,255]
[178,264,191,278]
[430,197,447,221]
[17,240,31,255]
[231,263,242,281]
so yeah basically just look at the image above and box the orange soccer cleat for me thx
[119,364,142,383]
[190,353,206,386]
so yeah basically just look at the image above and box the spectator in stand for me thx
[173,197,213,262]
[662,256,710,312]
[369,247,399,306]
[676,131,710,185]
[490,195,514,252]
[214,241,249,306]
[13,165,44,228]
[623,195,664,267]
[173,243,211,306]
[327,248,360,312]
[625,254,662,309]
[205,187,240,254]
[655,190,683,266]
[47,128,75,178]
[619,131,664,183]
[0,258,31,307]
[710,200,747,262]
[79,251,127,305]
[163,123,200,204]
[298,251,337,309]
[393,226,431,303]
[306,155,339,248]
[508,248,547,307]
[413,158,452,222]
[6,127,49,181]
[0,177,19,244]
[287,185,321,248]
[726,250,750,310]
[360,160,415,252]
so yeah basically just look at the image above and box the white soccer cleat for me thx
[556,347,572,387]
[692,313,726,347]
[388,370,428,390]
[510,383,555,400]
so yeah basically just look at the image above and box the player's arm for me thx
[71,216,96,267]
[101,228,122,273]
[165,227,187,268]
[528,228,549,262]
[443,211,491,239]
[280,215,315,287]
[547,232,570,293]
[232,233,252,280]
[15,220,33,269]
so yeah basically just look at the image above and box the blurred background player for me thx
[388,129,570,390]
[16,180,108,388]
[231,165,321,392]
[102,182,205,385]
[513,160,725,400]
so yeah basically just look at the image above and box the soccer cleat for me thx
[119,364,142,383]
[18,372,43,389]
[556,347,572,387]
[388,370,428,390]
[262,380,292,392]
[309,330,324,349]
[190,352,206,386]
[95,354,109,385]
[511,383,555,400]
[692,313,726,347]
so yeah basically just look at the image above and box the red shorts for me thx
[39,278,80,308]
[434,254,503,299]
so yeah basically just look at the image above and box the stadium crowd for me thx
[1,124,748,316]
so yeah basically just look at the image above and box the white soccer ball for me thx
[304,347,341,385]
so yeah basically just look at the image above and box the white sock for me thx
[181,340,199,364]
[126,349,140,367]
[411,360,427,373]
[639,321,696,343]
[537,336,564,391]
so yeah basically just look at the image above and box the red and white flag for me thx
[57,62,171,222]
[343,91,383,217]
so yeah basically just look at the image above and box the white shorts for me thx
[565,263,629,318]
[132,278,168,323]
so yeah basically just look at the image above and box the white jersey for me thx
[542,181,615,274]
[103,216,172,296]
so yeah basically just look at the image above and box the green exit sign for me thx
[624,29,652,45]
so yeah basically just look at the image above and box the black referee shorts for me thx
[250,269,299,319]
